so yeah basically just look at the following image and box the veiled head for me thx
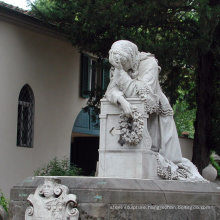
[109,40,140,72]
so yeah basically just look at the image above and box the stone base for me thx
[98,98,153,179]
[10,177,220,220]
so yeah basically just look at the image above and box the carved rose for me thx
[120,122,127,127]
[121,128,127,134]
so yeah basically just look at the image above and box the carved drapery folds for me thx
[25,178,79,220]
[135,82,174,116]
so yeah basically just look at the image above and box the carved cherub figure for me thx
[25,177,79,220]
[42,178,56,199]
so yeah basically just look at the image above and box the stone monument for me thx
[98,40,205,182]
[9,40,220,220]
[25,177,79,220]
[10,176,220,220]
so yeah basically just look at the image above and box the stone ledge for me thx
[10,176,220,205]
[9,177,220,220]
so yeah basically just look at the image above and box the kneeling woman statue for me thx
[105,40,205,181]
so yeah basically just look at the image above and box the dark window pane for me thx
[102,67,110,92]
[91,60,97,92]
[81,54,90,98]
[17,84,34,148]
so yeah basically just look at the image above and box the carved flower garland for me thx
[119,105,144,145]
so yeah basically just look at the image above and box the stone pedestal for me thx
[10,177,220,220]
[98,98,158,179]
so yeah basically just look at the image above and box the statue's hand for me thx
[118,96,132,117]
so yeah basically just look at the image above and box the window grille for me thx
[17,84,34,147]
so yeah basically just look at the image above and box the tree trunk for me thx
[192,50,214,173]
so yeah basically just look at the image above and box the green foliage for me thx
[30,0,56,14]
[30,1,198,59]
[210,153,220,177]
[174,101,196,139]
[0,190,9,213]
[34,157,83,176]
[173,76,197,139]
[30,0,200,106]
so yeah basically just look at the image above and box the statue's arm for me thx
[105,67,136,116]
[105,77,132,116]
[116,72,138,97]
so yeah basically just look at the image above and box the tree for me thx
[30,0,220,172]
[191,0,220,172]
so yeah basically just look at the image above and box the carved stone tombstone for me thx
[25,178,79,220]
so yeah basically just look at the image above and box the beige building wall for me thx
[0,20,86,198]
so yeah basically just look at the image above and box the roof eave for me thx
[0,4,67,41]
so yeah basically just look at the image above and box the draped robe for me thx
[105,52,182,164]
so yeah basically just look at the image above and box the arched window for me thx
[17,84,34,147]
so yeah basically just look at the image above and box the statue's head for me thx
[39,178,62,199]
[109,40,140,72]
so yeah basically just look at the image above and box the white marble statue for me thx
[105,40,206,181]
[25,177,79,220]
